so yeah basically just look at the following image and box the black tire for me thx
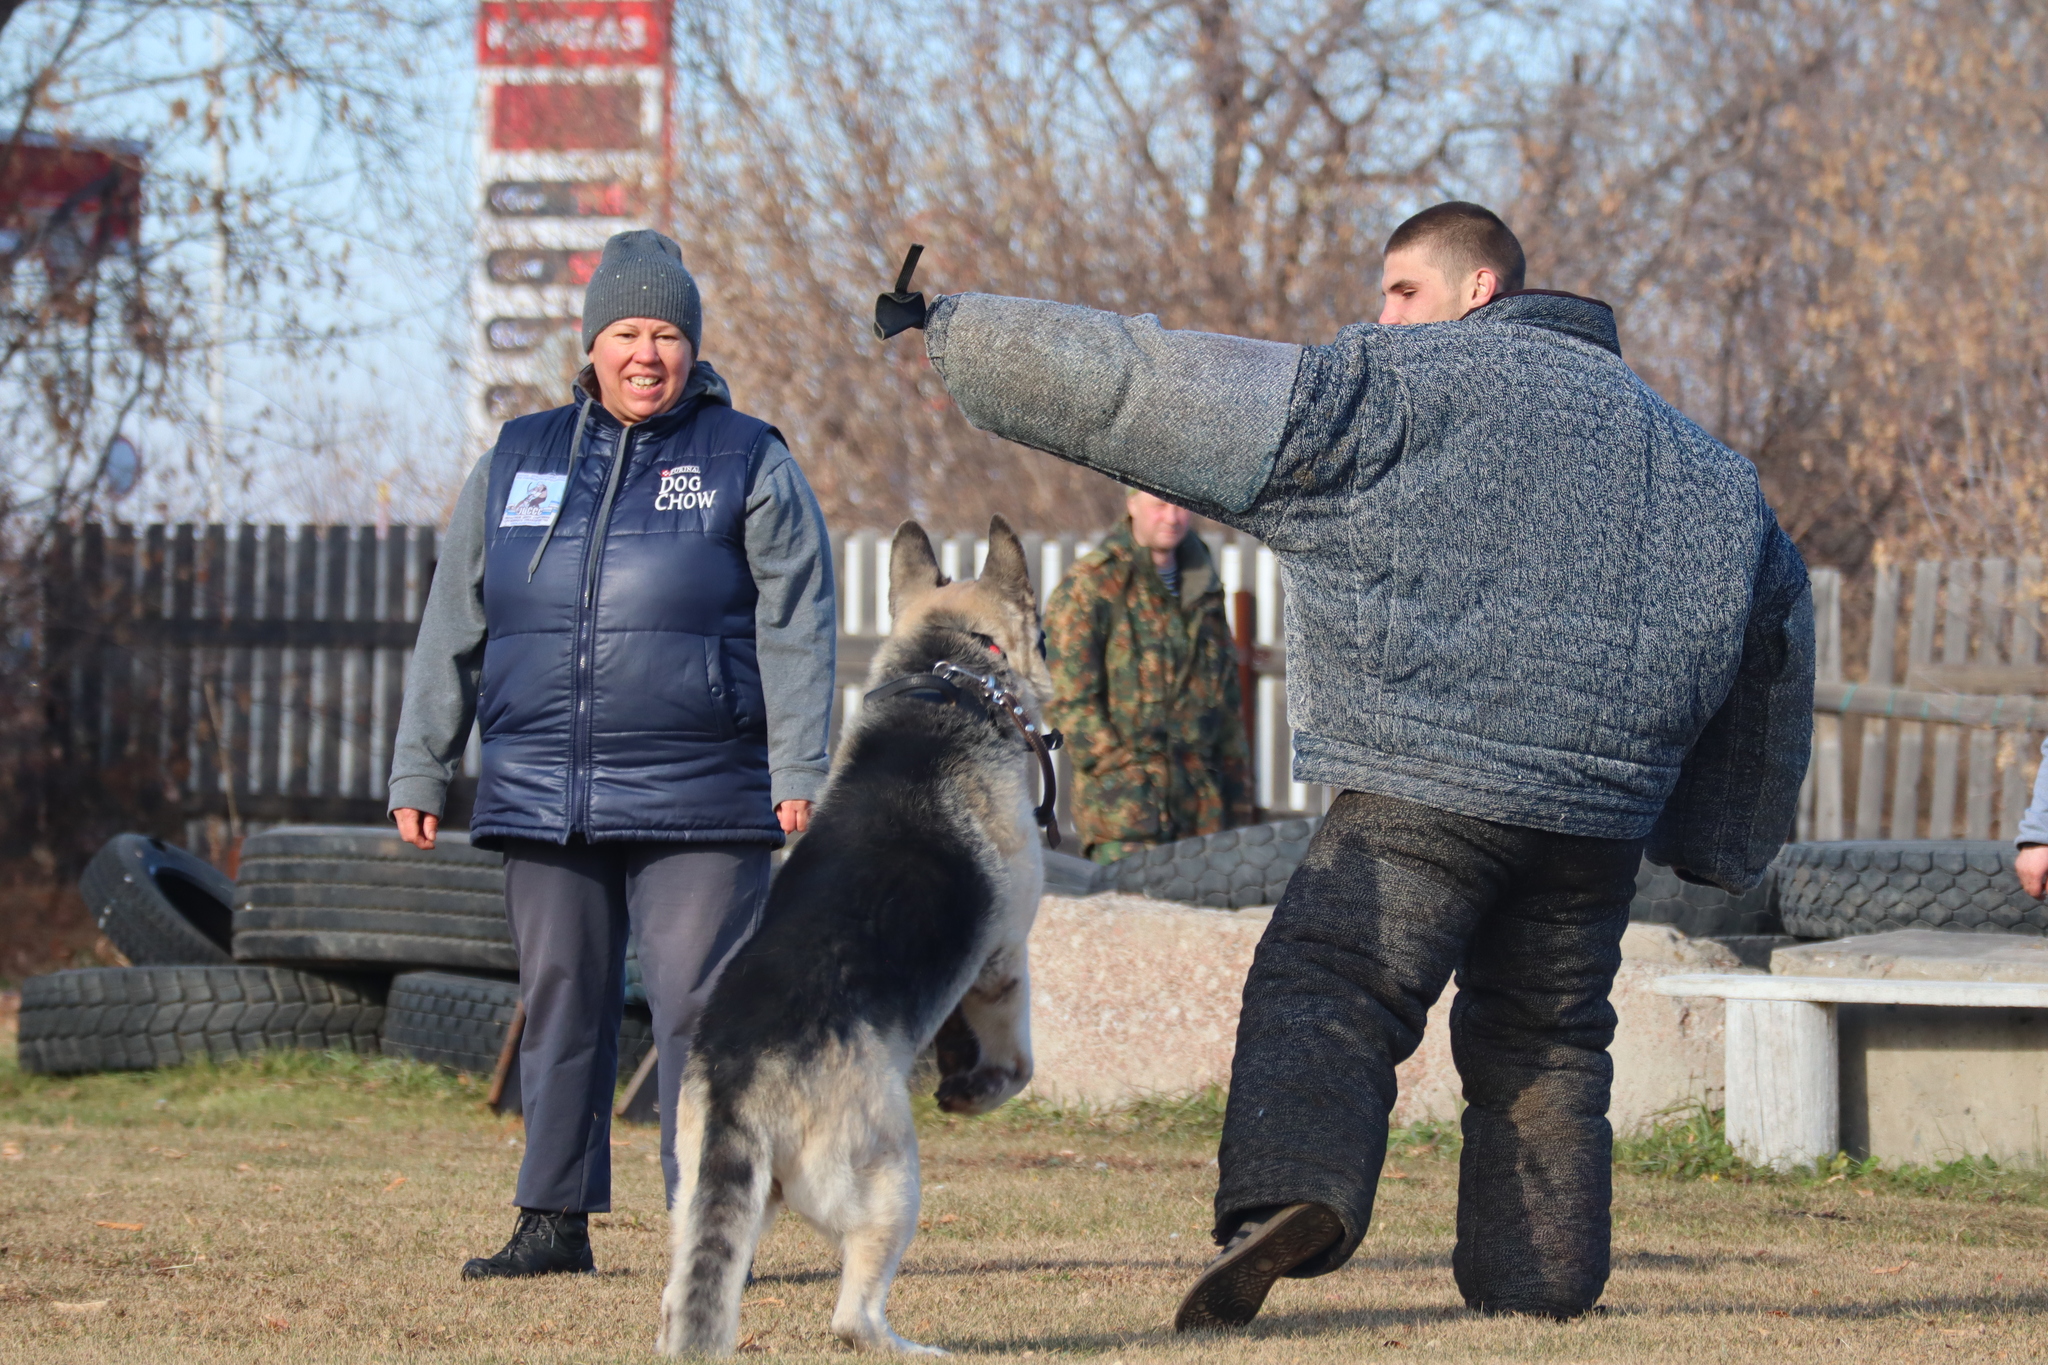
[1628,859,1782,937]
[232,825,514,972]
[1042,849,1105,897]
[17,965,385,1075]
[1099,818,1324,909]
[78,834,236,965]
[1093,817,1789,935]
[1777,840,2048,938]
[381,970,653,1078]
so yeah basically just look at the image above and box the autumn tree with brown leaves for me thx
[667,0,1530,533]
[670,0,2048,573]
[1517,0,2048,572]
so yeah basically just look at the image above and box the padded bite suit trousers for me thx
[1214,789,1641,1316]
[502,838,768,1213]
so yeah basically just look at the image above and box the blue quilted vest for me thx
[472,370,782,848]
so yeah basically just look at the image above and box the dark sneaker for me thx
[1173,1202,1344,1331]
[461,1210,596,1280]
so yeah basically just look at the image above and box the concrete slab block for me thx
[1710,934,1802,970]
[1025,895,1737,1133]
[1025,894,1265,1103]
[1764,930,2048,1166]
[1773,929,2048,983]
[1839,1004,2048,1166]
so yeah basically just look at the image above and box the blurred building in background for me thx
[0,132,144,291]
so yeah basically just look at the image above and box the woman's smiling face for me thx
[590,316,693,425]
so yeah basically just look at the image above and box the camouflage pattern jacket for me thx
[1046,521,1255,862]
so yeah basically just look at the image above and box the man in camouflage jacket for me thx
[1047,488,1254,862]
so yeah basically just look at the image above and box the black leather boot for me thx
[1174,1202,1344,1330]
[461,1210,596,1280]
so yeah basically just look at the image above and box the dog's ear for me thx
[980,515,1035,611]
[889,520,945,619]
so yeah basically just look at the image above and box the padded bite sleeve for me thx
[925,293,1303,518]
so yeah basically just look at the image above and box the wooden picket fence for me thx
[830,528,1328,831]
[1802,559,2048,843]
[40,523,2034,850]
[40,524,442,844]
[35,523,1325,853]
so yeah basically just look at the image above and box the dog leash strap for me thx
[864,665,1062,847]
[1029,734,1062,849]
[863,671,985,720]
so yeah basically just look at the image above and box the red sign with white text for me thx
[478,2,667,67]
[490,84,643,151]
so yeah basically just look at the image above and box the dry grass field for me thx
[1,1017,2044,1364]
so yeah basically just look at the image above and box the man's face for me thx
[590,317,693,424]
[1378,247,1499,325]
[1127,491,1191,553]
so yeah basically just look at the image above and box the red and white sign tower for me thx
[470,2,673,451]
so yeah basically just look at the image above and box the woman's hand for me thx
[776,800,812,835]
[394,808,439,850]
[2018,843,2048,900]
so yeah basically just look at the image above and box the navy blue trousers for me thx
[502,838,768,1213]
[1215,790,1639,1316]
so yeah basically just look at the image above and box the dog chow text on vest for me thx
[656,466,717,512]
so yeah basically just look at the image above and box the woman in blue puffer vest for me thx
[388,230,836,1279]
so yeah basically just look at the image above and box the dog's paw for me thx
[935,1062,1028,1115]
[835,1325,949,1355]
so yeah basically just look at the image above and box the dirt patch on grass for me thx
[0,1052,2043,1362]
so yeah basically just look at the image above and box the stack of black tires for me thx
[23,822,2045,1086]
[1081,821,2047,941]
[16,826,653,1107]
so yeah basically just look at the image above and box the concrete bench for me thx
[1652,973,2048,1171]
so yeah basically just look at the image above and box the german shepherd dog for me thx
[658,517,1053,1357]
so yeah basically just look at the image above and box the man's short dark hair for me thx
[1385,202,1526,294]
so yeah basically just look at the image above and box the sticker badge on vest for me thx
[500,472,566,528]
[655,465,717,512]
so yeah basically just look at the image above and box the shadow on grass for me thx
[1628,1289,2048,1321]
[1347,1250,1454,1271]
[759,1256,1193,1288]
[935,1287,2048,1355]
[940,1305,1471,1355]
[1615,1250,1737,1271]
[1615,1248,1803,1270]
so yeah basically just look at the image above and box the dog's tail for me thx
[659,1077,773,1358]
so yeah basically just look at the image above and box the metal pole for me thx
[206,2,227,523]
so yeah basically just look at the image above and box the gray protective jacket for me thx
[923,289,1813,891]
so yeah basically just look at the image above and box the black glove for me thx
[872,243,927,339]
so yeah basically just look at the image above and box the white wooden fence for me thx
[1802,560,2047,842]
[838,538,2048,844]
[829,529,1329,826]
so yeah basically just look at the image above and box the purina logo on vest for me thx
[655,466,716,512]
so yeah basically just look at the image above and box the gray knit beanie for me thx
[581,229,702,353]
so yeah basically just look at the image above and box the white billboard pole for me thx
[469,1,673,455]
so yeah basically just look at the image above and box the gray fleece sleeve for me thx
[2016,736,2048,845]
[923,293,1303,520]
[1645,519,1815,892]
[387,449,493,819]
[746,439,836,805]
